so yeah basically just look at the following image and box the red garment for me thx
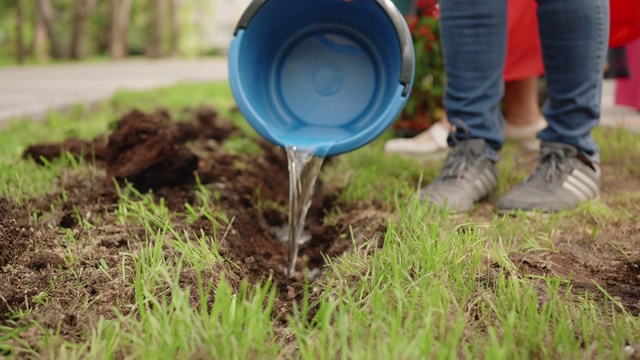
[610,0,640,47]
[504,0,544,81]
[612,0,640,110]
[616,38,640,110]
[415,0,640,80]
[469,0,640,81]
[414,0,544,81]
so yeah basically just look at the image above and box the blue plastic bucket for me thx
[228,0,414,156]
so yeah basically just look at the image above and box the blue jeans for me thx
[439,0,610,158]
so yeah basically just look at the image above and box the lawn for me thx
[1,81,639,359]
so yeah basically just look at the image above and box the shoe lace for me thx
[516,146,568,184]
[441,119,473,182]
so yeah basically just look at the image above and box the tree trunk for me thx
[34,0,66,59]
[70,0,98,59]
[16,0,25,64]
[169,0,181,57]
[146,0,166,58]
[33,1,49,62]
[109,0,133,59]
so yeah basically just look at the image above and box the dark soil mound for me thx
[2,107,388,347]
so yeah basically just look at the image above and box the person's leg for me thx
[503,77,546,149]
[503,77,542,126]
[497,0,609,213]
[420,0,506,213]
[535,0,609,156]
[439,0,507,156]
[385,77,546,158]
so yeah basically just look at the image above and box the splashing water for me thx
[285,146,324,276]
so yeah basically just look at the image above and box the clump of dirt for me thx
[2,106,387,350]
[104,109,199,191]
[22,108,242,192]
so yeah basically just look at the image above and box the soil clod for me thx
[3,107,381,349]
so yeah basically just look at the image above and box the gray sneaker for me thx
[420,139,498,213]
[497,142,600,213]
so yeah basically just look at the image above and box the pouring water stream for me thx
[285,146,324,275]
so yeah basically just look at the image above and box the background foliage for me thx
[0,0,229,65]
[394,2,446,136]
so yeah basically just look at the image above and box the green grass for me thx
[1,81,639,359]
[294,201,638,359]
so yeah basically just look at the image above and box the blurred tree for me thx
[70,0,97,59]
[146,0,167,58]
[170,0,181,56]
[16,0,25,64]
[108,0,133,58]
[33,1,49,62]
[34,0,66,58]
[89,0,111,56]
[0,0,212,64]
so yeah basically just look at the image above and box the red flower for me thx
[419,25,430,38]
[405,15,418,34]
[431,5,440,20]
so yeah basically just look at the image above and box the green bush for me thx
[394,10,446,136]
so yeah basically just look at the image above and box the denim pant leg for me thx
[439,0,507,155]
[536,0,609,157]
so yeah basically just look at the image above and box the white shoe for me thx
[384,122,449,156]
[384,117,547,157]
[505,117,547,150]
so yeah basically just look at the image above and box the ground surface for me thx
[1,105,639,352]
[0,107,388,347]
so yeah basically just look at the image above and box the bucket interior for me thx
[232,0,406,153]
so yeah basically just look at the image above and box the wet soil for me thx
[1,107,388,349]
[2,107,640,351]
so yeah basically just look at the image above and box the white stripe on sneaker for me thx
[475,178,488,194]
[485,168,498,184]
[476,172,491,194]
[561,169,598,201]
[571,169,599,195]
[562,181,589,201]
[474,168,495,195]
[565,175,595,199]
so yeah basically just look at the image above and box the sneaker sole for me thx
[496,196,601,216]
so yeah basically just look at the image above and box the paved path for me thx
[1,58,639,132]
[0,58,228,127]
